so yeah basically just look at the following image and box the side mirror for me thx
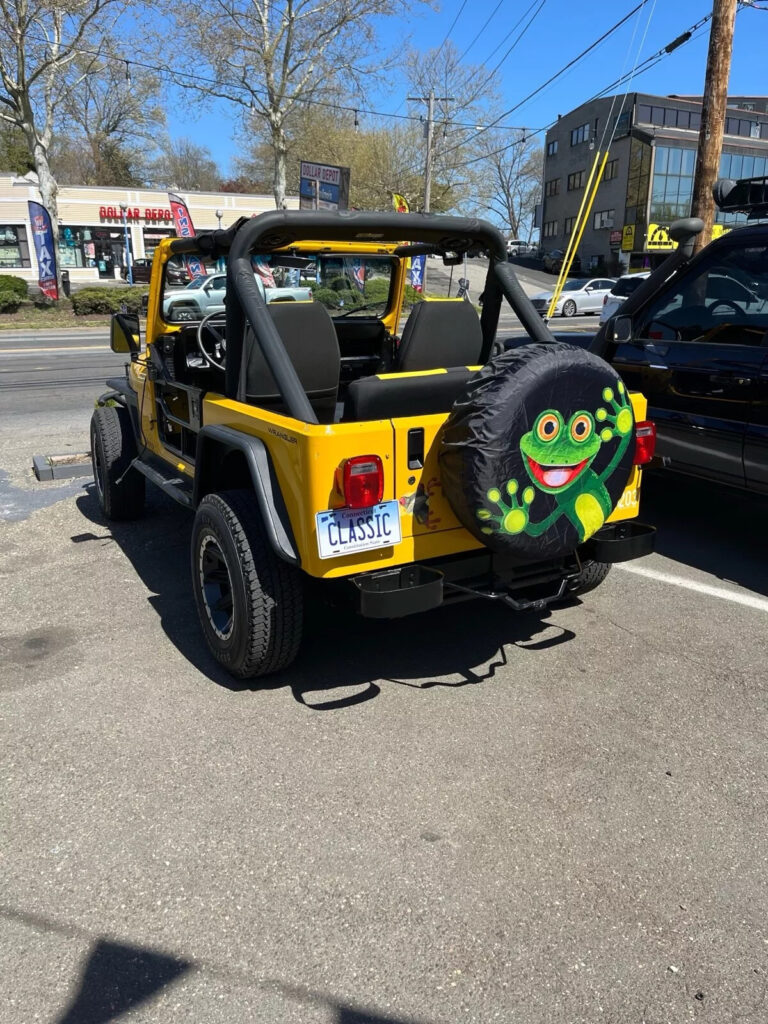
[612,315,633,344]
[111,312,140,356]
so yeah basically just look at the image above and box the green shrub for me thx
[0,274,28,299]
[0,290,22,313]
[403,284,425,308]
[71,286,148,315]
[313,287,345,310]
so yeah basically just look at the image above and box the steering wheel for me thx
[196,311,227,370]
[708,299,742,317]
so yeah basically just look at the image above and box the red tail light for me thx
[634,420,656,465]
[341,455,384,508]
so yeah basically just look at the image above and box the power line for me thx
[455,0,504,63]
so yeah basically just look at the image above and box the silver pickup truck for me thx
[162,272,311,322]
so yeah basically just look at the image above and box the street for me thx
[2,327,768,1024]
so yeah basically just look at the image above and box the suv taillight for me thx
[634,421,656,465]
[340,455,384,508]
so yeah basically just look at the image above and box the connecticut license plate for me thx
[316,500,402,559]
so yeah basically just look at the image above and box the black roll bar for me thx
[172,209,564,419]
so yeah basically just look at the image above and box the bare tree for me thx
[0,0,127,289]
[171,0,430,209]
[145,137,221,192]
[52,57,163,185]
[466,131,543,238]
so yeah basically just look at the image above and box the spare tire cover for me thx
[439,343,635,560]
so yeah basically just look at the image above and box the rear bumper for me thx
[349,522,655,618]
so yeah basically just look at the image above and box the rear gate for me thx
[392,415,464,539]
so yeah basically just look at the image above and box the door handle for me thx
[708,374,752,385]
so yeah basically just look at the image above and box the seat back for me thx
[344,367,477,421]
[244,302,340,423]
[397,300,484,372]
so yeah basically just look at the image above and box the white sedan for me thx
[530,277,616,318]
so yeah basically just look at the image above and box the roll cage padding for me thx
[169,209,559,418]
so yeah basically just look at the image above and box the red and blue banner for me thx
[168,192,206,280]
[28,201,58,300]
[409,255,425,292]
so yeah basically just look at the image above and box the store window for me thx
[0,225,31,268]
[59,225,127,278]
[144,227,174,260]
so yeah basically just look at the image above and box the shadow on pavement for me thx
[74,486,572,707]
[2,904,438,1024]
[641,470,768,597]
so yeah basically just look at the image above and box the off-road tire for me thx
[191,490,303,678]
[90,404,145,520]
[569,560,611,596]
[562,299,577,317]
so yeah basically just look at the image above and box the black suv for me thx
[591,176,768,496]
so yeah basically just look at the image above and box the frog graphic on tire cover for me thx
[478,383,633,541]
[439,343,636,560]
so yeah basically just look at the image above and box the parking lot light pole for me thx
[120,203,133,285]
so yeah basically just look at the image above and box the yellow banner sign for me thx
[621,224,636,252]
[647,222,731,251]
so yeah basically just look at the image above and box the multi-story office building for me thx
[540,92,768,273]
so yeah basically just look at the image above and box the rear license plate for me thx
[316,500,402,559]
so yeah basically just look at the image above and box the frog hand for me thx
[476,479,535,537]
[594,380,634,441]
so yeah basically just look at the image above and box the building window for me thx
[613,111,631,137]
[570,122,590,146]
[544,178,560,197]
[603,159,619,182]
[567,170,586,191]
[650,144,697,223]
[542,221,558,239]
[0,225,31,268]
[593,209,615,230]
[547,140,558,156]
[564,217,576,236]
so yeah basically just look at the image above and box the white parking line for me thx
[616,562,768,613]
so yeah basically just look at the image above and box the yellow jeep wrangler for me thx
[92,210,655,678]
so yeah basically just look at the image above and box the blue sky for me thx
[169,0,768,178]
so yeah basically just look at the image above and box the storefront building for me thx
[540,93,768,274]
[0,175,298,286]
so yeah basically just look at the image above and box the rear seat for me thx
[343,366,479,421]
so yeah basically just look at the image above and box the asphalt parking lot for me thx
[2,390,768,1022]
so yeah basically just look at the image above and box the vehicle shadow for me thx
[641,470,768,597]
[74,487,574,708]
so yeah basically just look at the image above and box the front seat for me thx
[397,300,484,372]
[244,302,341,423]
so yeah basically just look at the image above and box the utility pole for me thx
[690,0,739,253]
[407,89,454,290]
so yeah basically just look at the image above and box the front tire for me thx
[90,405,145,520]
[191,490,303,678]
[562,299,577,317]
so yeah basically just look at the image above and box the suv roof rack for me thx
[713,175,768,218]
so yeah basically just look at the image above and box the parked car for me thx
[594,176,768,494]
[543,249,582,274]
[507,239,536,257]
[162,272,312,322]
[123,257,190,286]
[599,272,651,324]
[530,277,616,317]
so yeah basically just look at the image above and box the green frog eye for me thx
[535,411,561,442]
[569,412,594,443]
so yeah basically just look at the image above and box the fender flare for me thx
[194,425,299,565]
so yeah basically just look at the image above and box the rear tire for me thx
[191,490,303,678]
[90,404,145,520]
[562,299,577,317]
[569,560,611,596]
